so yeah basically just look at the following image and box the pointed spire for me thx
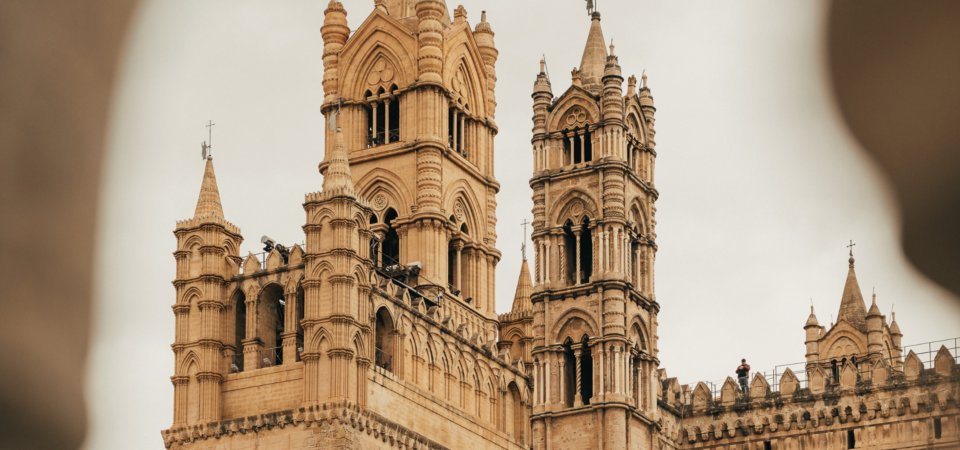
[867,289,882,317]
[578,11,607,95]
[511,259,533,313]
[890,311,901,335]
[194,158,224,218]
[837,251,868,332]
[321,127,356,198]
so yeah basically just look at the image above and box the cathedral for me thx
[162,1,959,449]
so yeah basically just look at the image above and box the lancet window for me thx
[365,85,400,148]
[374,307,395,373]
[448,105,471,158]
[259,284,285,367]
[382,208,400,267]
[231,290,246,372]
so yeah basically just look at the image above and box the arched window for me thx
[580,336,594,405]
[578,217,593,284]
[382,208,400,267]
[375,307,395,373]
[564,128,594,165]
[259,284,285,367]
[366,85,400,148]
[295,284,305,361]
[563,220,576,286]
[232,290,246,372]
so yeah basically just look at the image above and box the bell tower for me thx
[318,0,502,331]
[528,11,662,449]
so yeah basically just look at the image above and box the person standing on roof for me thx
[736,359,751,395]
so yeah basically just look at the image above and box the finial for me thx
[540,59,546,74]
[609,39,615,56]
[872,287,876,304]
[201,120,215,160]
[481,10,487,22]
[521,219,530,260]
[642,71,647,88]
[571,67,582,86]
[847,239,856,266]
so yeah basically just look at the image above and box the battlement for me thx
[498,310,532,324]
[175,213,241,236]
[303,189,371,208]
[658,343,960,448]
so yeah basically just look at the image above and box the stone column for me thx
[460,113,466,154]
[544,239,551,284]
[598,228,605,273]
[574,229,582,286]
[559,358,566,406]
[545,357,551,407]
[568,135,575,165]
[574,348,584,407]
[558,241,566,285]
[533,361,539,406]
[597,344,605,397]
[452,109,458,150]
[371,102,379,144]
[614,347,621,394]
[383,98,391,144]
[454,241,463,292]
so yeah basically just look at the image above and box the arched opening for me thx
[830,359,839,384]
[382,208,400,266]
[579,217,593,284]
[186,360,200,424]
[583,128,593,162]
[375,307,395,373]
[581,336,594,405]
[232,289,246,372]
[387,85,400,142]
[572,129,582,164]
[365,86,400,148]
[295,284,305,361]
[460,223,468,235]
[507,381,525,442]
[259,284,285,367]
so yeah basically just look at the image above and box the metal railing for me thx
[258,346,283,368]
[241,241,305,273]
[698,336,960,400]
[375,348,392,372]
[229,353,244,373]
[367,129,399,148]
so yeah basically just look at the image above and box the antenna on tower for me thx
[542,53,551,83]
[201,120,215,160]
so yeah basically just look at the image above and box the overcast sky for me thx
[84,0,960,447]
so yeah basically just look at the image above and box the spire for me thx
[889,311,901,335]
[511,259,533,313]
[867,289,882,317]
[837,250,869,332]
[321,127,356,198]
[578,12,607,95]
[805,305,819,327]
[194,158,224,218]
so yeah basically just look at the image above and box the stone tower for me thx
[171,157,244,427]
[527,11,662,449]
[164,2,531,449]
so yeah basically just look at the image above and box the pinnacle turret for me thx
[511,259,533,313]
[194,158,224,218]
[837,251,868,332]
[578,12,607,95]
[320,127,356,198]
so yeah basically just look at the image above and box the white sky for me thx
[84,0,960,447]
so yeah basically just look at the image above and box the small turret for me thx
[627,74,637,97]
[416,0,446,84]
[638,73,656,155]
[320,127,356,199]
[374,0,387,13]
[837,249,868,332]
[453,4,466,24]
[531,59,553,136]
[602,41,624,125]
[194,158,224,219]
[473,11,498,118]
[866,292,883,354]
[511,258,533,313]
[321,1,349,105]
[804,305,821,363]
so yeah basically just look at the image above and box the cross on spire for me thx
[521,219,530,260]
[847,239,856,256]
[202,120,216,160]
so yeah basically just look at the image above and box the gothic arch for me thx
[340,22,417,99]
[627,197,650,235]
[178,350,202,375]
[444,186,483,241]
[307,327,332,353]
[446,57,484,116]
[356,167,413,211]
[309,207,336,226]
[547,93,601,132]
[625,104,647,144]
[222,238,238,255]
[549,188,601,227]
[310,260,335,279]
[181,235,204,251]
[550,308,599,344]
[627,316,651,351]
[179,286,203,305]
